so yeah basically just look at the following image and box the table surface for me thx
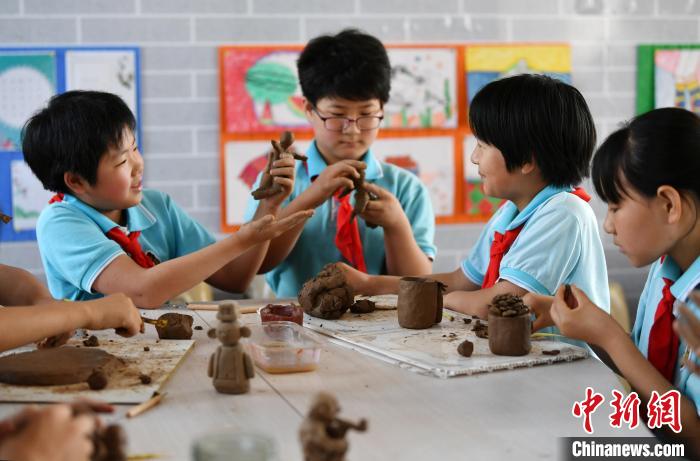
[0,301,651,461]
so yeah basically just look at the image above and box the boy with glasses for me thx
[244,28,436,297]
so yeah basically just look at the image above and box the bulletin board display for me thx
[0,47,141,242]
[219,43,570,231]
[637,44,700,115]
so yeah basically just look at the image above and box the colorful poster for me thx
[0,51,57,151]
[10,159,51,232]
[222,48,309,133]
[372,136,455,216]
[65,50,138,121]
[465,45,571,102]
[384,48,457,129]
[223,138,312,227]
[463,135,503,216]
[654,49,700,114]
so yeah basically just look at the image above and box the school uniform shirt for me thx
[244,141,437,298]
[36,189,216,301]
[633,255,700,414]
[461,184,611,312]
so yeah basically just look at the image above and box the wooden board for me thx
[0,332,194,404]
[303,308,588,378]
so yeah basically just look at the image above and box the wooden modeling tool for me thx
[126,392,165,418]
[141,316,168,329]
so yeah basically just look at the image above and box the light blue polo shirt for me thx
[244,141,436,297]
[461,185,611,312]
[633,255,700,415]
[36,189,216,301]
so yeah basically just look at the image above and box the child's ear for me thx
[63,171,88,195]
[303,99,314,121]
[520,160,537,175]
[656,185,683,224]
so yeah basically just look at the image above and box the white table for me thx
[0,301,651,460]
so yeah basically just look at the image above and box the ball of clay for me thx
[350,299,376,314]
[457,339,474,357]
[87,369,108,390]
[298,264,354,319]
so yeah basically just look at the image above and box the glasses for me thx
[312,107,383,132]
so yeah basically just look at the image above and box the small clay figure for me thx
[564,283,578,308]
[299,392,367,461]
[487,294,532,356]
[397,277,446,329]
[298,264,354,319]
[338,169,378,228]
[251,131,308,200]
[349,299,375,314]
[207,303,255,394]
[155,313,193,340]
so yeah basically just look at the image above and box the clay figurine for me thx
[251,131,308,200]
[207,302,255,394]
[298,264,354,319]
[397,277,446,329]
[299,392,367,461]
[338,169,378,228]
[487,293,532,356]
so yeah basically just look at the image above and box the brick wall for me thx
[2,0,696,308]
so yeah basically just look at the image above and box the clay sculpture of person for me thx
[207,303,254,394]
[298,264,354,319]
[299,392,367,461]
[252,131,308,200]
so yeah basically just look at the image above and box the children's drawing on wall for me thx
[465,45,571,103]
[384,48,457,129]
[371,136,455,216]
[10,160,51,232]
[223,138,312,227]
[463,135,503,217]
[654,49,700,114]
[0,51,56,152]
[65,50,138,120]
[221,48,310,133]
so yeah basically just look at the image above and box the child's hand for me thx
[260,150,297,209]
[357,183,409,232]
[673,291,700,375]
[0,404,96,461]
[334,262,371,294]
[84,293,143,336]
[307,160,366,204]
[550,284,617,347]
[237,210,314,246]
[522,292,555,332]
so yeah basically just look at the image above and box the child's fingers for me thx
[272,177,293,189]
[331,177,355,193]
[269,166,295,177]
[362,182,387,197]
[340,160,367,170]
[278,210,314,227]
[569,284,590,309]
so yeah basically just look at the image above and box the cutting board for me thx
[0,333,194,404]
[302,305,589,379]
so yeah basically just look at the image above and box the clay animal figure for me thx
[251,131,308,200]
[207,302,255,394]
[338,169,378,228]
[299,392,367,461]
[298,264,354,319]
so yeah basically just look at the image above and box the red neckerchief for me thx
[334,189,367,273]
[647,276,679,382]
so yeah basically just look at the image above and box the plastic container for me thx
[245,321,321,374]
[258,304,304,326]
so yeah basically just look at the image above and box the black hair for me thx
[469,74,596,187]
[592,107,700,204]
[297,28,391,105]
[22,90,136,194]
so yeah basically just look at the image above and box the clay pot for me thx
[487,312,531,356]
[397,277,445,329]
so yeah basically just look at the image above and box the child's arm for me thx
[358,183,432,275]
[551,285,700,447]
[92,211,313,308]
[0,264,53,306]
[674,292,700,375]
[443,280,528,318]
[257,160,366,272]
[0,294,142,353]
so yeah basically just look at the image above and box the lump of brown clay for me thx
[397,277,446,329]
[260,303,304,325]
[457,339,474,357]
[194,325,203,330]
[87,369,108,390]
[487,294,531,356]
[83,335,100,347]
[298,264,354,320]
[0,347,123,386]
[251,131,308,200]
[138,373,152,385]
[542,349,560,356]
[350,299,376,314]
[155,313,193,340]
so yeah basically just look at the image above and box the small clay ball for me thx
[457,340,474,357]
[350,299,376,314]
[194,325,203,330]
[138,373,152,384]
[143,346,150,352]
[87,369,108,390]
[83,335,99,347]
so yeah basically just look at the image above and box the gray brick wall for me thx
[1,0,691,308]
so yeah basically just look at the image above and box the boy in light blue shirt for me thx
[245,29,436,297]
[24,91,312,307]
